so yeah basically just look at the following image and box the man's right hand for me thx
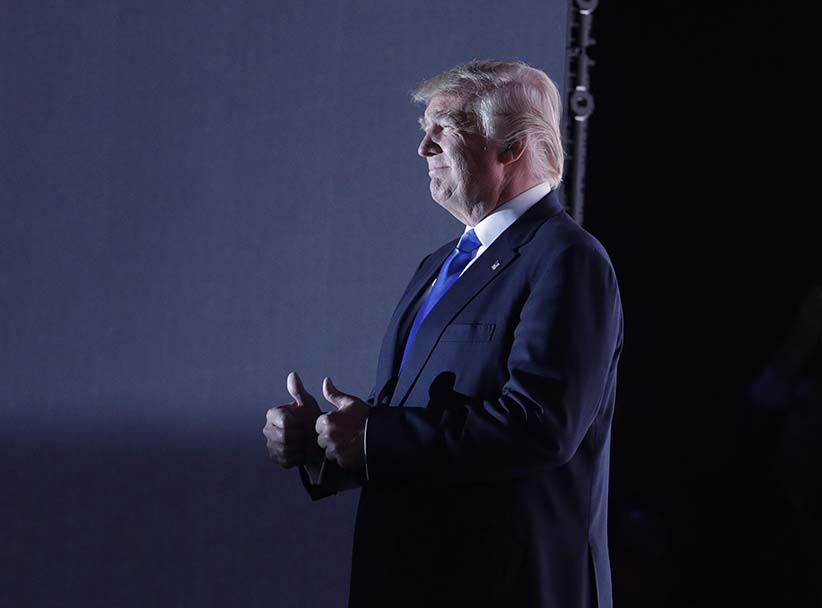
[263,371,325,469]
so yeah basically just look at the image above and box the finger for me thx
[263,424,304,444]
[315,412,346,437]
[323,443,339,463]
[321,425,352,446]
[266,405,296,429]
[287,371,308,406]
[315,413,329,435]
[267,443,305,467]
[323,376,355,410]
[335,453,349,470]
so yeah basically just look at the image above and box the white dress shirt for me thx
[362,181,553,481]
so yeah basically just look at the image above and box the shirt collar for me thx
[464,181,553,248]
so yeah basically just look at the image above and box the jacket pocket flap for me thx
[440,322,496,342]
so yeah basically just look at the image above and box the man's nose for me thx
[418,132,441,158]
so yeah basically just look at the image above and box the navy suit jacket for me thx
[299,190,623,608]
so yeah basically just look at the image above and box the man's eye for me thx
[419,123,456,135]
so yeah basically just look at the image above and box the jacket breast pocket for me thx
[440,322,496,342]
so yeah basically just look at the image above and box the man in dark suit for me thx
[263,60,623,608]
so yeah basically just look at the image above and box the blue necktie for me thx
[399,228,482,371]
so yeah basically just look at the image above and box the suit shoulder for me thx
[528,213,623,328]
[529,210,616,271]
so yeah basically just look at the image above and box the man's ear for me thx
[499,138,527,165]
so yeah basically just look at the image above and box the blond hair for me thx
[413,60,564,188]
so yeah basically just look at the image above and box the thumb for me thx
[286,371,309,406]
[323,376,354,409]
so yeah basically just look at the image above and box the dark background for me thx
[3,1,819,606]
[589,1,820,606]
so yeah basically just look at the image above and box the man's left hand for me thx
[315,376,369,471]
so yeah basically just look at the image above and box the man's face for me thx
[417,94,503,226]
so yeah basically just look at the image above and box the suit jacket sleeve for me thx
[365,242,624,486]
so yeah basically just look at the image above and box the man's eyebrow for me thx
[418,110,463,128]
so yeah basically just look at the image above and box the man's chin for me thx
[429,185,446,205]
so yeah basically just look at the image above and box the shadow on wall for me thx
[1,431,358,608]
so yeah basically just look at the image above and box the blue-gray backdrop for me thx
[1,1,568,606]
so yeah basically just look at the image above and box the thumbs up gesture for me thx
[262,371,324,468]
[315,377,370,471]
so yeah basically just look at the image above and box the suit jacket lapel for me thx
[389,190,566,407]
[372,240,456,404]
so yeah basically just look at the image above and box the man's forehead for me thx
[420,96,472,124]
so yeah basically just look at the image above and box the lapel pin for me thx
[491,260,501,270]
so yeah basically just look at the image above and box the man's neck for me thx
[472,174,544,226]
